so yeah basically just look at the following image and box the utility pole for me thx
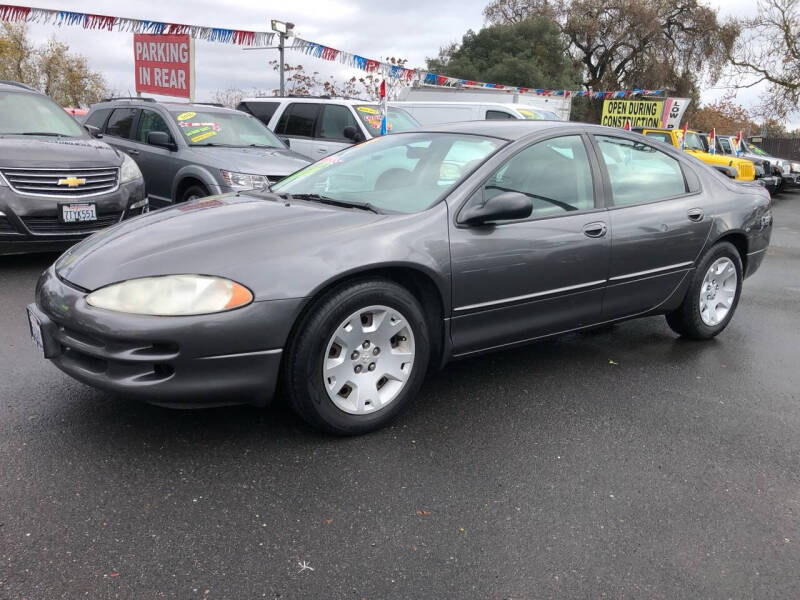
[271,20,295,97]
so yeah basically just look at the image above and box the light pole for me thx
[271,20,295,97]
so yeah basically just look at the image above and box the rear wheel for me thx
[283,279,430,435]
[180,184,209,203]
[666,241,742,339]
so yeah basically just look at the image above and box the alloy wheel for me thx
[699,257,737,326]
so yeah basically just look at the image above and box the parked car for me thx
[237,96,420,160]
[0,82,146,256]
[706,133,779,193]
[84,98,311,205]
[388,101,561,125]
[633,127,757,181]
[743,138,800,187]
[28,121,772,434]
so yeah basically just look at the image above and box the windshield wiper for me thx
[286,193,381,213]
[16,132,68,137]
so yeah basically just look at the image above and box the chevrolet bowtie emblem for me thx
[57,176,86,187]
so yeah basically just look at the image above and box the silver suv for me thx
[85,99,311,205]
[237,97,419,160]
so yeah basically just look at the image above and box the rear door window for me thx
[105,108,137,139]
[485,110,515,120]
[275,103,320,138]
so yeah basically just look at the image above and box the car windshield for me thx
[746,142,769,156]
[684,132,706,151]
[171,109,283,147]
[517,108,560,120]
[271,132,505,214]
[355,105,419,137]
[0,91,86,137]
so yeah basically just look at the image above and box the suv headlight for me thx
[220,170,268,190]
[120,153,143,183]
[791,162,800,173]
[86,275,253,316]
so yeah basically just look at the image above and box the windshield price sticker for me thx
[357,106,380,114]
[191,131,217,143]
[177,111,196,121]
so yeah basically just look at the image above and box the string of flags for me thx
[0,3,665,99]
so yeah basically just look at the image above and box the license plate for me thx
[61,203,97,223]
[27,308,43,351]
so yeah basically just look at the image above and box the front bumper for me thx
[756,175,780,193]
[783,173,800,186]
[31,266,305,407]
[0,179,146,255]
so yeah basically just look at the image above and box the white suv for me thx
[237,97,419,160]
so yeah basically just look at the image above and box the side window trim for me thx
[588,133,693,209]
[455,132,603,226]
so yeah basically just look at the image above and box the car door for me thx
[272,102,319,158]
[131,108,180,203]
[449,133,610,356]
[591,134,713,320]
[312,104,357,158]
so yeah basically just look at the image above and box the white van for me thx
[388,101,561,125]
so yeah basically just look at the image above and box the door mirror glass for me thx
[147,130,174,149]
[84,124,102,138]
[343,126,365,143]
[460,191,532,226]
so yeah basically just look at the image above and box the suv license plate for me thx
[61,203,97,223]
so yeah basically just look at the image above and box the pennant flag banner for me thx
[0,3,665,99]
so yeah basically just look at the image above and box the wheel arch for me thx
[286,264,449,373]
[711,230,748,273]
[171,165,218,202]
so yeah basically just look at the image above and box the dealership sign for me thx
[601,100,664,128]
[660,97,691,129]
[134,34,195,99]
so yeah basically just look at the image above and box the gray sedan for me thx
[28,121,773,435]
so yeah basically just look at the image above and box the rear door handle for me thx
[583,221,607,238]
[687,208,704,222]
[317,148,327,153]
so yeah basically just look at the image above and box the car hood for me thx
[186,146,310,177]
[0,136,122,169]
[55,191,448,304]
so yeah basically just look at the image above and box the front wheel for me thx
[666,241,743,340]
[283,279,430,435]
[180,184,209,203]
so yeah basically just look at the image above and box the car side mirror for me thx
[147,131,176,150]
[460,191,533,226]
[84,124,102,138]
[343,126,365,143]
[278,136,291,148]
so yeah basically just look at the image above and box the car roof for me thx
[91,98,240,114]
[240,97,374,105]
[411,119,576,140]
[0,81,41,94]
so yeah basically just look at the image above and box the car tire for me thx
[283,278,430,435]
[665,241,743,340]
[180,184,209,203]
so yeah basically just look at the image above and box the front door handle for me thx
[127,149,140,156]
[583,221,607,238]
[687,208,704,222]
[317,148,327,153]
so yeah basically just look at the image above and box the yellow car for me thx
[632,128,755,181]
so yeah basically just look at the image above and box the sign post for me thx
[134,34,195,100]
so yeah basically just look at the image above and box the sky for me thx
[19,0,774,116]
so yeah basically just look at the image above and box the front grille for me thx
[0,167,119,197]
[739,162,755,179]
[22,212,121,233]
[0,216,15,233]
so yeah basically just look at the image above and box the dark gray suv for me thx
[0,82,146,256]
[85,99,311,205]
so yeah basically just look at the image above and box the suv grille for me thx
[22,213,121,233]
[0,167,119,197]
[0,216,15,233]
[739,162,755,179]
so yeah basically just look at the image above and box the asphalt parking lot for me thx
[1,192,799,600]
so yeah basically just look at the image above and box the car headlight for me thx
[86,275,253,316]
[120,153,143,183]
[220,170,268,190]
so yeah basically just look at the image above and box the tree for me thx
[483,0,734,95]
[0,24,110,106]
[426,18,580,89]
[266,59,407,100]
[722,0,800,119]
[689,97,756,133]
